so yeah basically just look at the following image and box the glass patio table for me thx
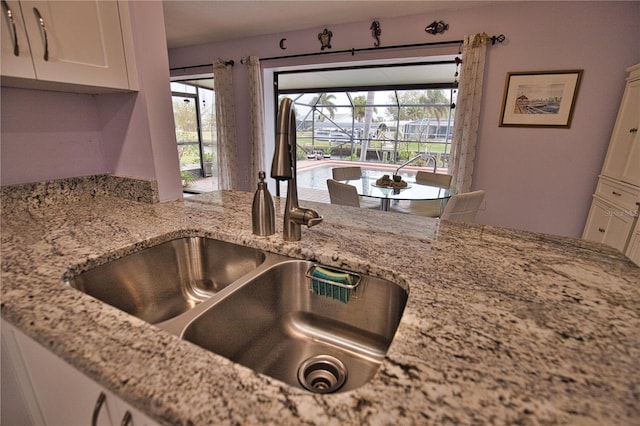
[343,173,452,211]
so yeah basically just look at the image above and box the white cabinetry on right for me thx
[1,0,137,91]
[583,63,640,265]
[601,75,640,186]
[626,220,640,265]
[583,178,639,252]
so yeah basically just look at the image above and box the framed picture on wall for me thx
[499,69,583,128]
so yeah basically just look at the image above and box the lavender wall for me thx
[0,1,182,202]
[472,2,639,237]
[169,1,640,237]
[1,88,108,184]
[104,0,183,201]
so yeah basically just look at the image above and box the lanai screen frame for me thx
[274,61,458,170]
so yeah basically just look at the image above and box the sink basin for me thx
[181,260,408,393]
[67,237,266,324]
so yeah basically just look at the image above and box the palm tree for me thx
[386,90,450,142]
[353,94,379,123]
[353,95,366,122]
[359,91,376,161]
[386,90,449,121]
[310,93,337,121]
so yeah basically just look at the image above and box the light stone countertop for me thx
[1,187,639,425]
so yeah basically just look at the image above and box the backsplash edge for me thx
[1,175,159,213]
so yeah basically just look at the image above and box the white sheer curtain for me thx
[213,58,238,190]
[450,33,489,194]
[246,56,265,187]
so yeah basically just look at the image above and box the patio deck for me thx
[183,176,330,204]
[182,159,436,204]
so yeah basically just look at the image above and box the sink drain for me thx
[297,355,347,394]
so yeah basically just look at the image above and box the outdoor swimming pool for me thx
[296,162,419,190]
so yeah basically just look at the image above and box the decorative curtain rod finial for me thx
[370,21,381,47]
[425,20,448,35]
[318,28,333,50]
[489,34,506,45]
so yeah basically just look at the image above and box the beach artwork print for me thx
[500,70,582,128]
[514,83,564,115]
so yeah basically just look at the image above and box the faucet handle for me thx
[302,209,323,228]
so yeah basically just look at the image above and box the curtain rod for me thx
[244,34,504,64]
[171,34,505,72]
[253,39,464,63]
[250,40,463,64]
[170,60,234,72]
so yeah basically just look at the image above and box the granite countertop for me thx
[1,186,639,425]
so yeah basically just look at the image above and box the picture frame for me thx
[499,69,583,128]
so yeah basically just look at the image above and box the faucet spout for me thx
[394,153,438,176]
[271,97,323,241]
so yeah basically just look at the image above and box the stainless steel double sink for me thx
[67,237,408,393]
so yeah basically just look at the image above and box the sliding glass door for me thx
[171,81,216,192]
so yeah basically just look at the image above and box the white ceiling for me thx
[276,56,458,90]
[162,0,498,49]
[164,1,490,91]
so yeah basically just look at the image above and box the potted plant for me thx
[203,152,214,176]
[181,170,195,187]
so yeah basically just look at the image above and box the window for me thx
[170,80,216,192]
[278,88,456,170]
[274,57,458,173]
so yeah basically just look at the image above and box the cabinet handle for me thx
[1,0,19,56]
[120,411,133,426]
[598,227,606,233]
[91,392,106,426]
[32,7,48,61]
[630,128,638,133]
[612,191,622,196]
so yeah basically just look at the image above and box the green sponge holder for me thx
[305,264,361,303]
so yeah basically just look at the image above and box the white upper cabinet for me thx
[1,0,35,78]
[1,0,136,91]
[601,68,640,186]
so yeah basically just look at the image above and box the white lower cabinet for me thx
[1,320,159,426]
[626,220,640,265]
[583,196,636,252]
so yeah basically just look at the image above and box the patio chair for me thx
[390,172,452,217]
[327,179,360,207]
[331,166,379,209]
[440,190,486,223]
[415,171,452,187]
[332,166,362,180]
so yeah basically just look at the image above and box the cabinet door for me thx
[625,220,640,266]
[111,398,161,426]
[0,0,35,78]
[583,197,635,252]
[21,0,130,89]
[2,323,117,426]
[602,79,640,186]
[2,321,161,426]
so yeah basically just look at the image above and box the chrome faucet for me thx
[394,153,438,177]
[271,97,323,241]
